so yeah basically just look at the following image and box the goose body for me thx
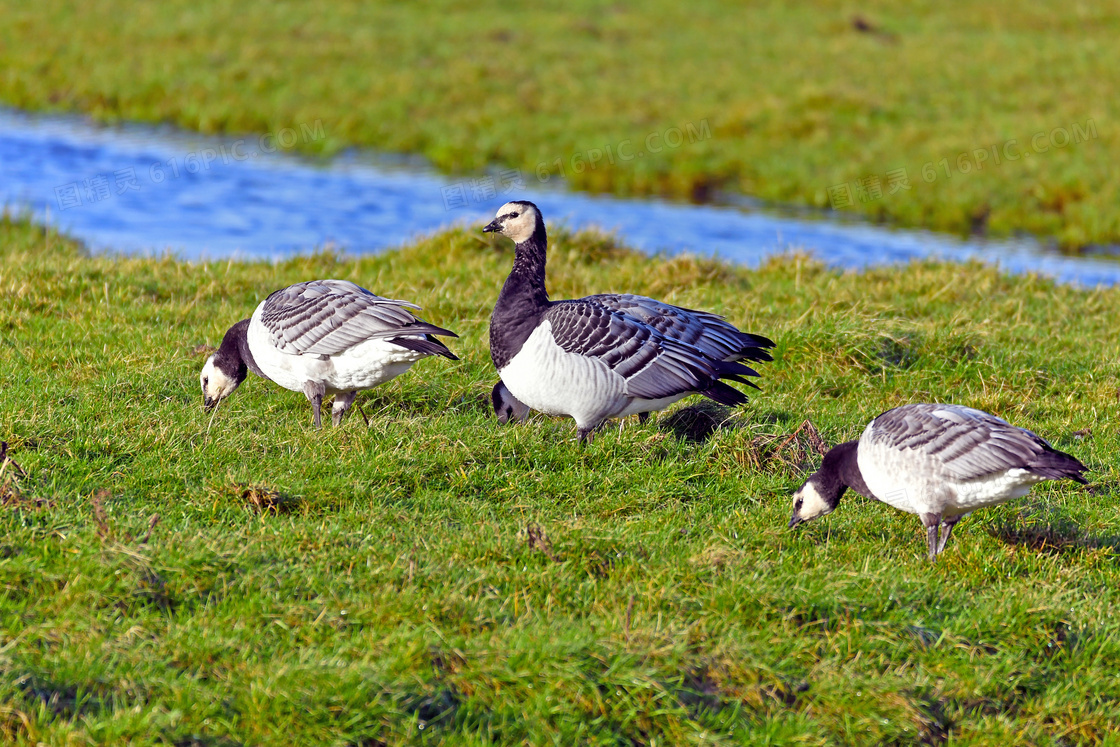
[484,200,773,441]
[200,279,457,427]
[491,292,774,424]
[787,403,1088,559]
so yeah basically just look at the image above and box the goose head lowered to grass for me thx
[787,403,1088,560]
[201,279,458,427]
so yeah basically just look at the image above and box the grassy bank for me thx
[2,214,1119,744]
[1,1,1118,247]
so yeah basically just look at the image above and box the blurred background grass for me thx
[0,0,1116,246]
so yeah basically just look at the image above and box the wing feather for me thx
[260,279,457,356]
[586,293,774,363]
[866,403,1083,482]
[542,301,756,403]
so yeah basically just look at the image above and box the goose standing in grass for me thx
[491,292,775,425]
[483,200,774,442]
[787,403,1088,560]
[200,279,458,427]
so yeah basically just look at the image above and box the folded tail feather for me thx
[1028,447,1089,484]
[700,381,749,407]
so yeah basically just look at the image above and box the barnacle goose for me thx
[200,279,458,427]
[483,200,774,442]
[787,403,1088,560]
[490,292,775,425]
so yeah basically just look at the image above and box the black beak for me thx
[788,513,803,529]
[483,219,501,233]
[203,396,216,410]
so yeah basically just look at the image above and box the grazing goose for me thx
[490,292,775,425]
[484,200,774,442]
[787,403,1088,560]
[200,279,458,427]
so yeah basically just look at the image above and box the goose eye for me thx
[510,212,519,218]
[203,377,209,388]
[794,498,803,511]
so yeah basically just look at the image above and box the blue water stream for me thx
[2,107,1117,286]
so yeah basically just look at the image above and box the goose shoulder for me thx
[259,279,454,356]
[862,403,1057,481]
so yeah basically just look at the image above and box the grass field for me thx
[0,0,1118,247]
[2,212,1119,744]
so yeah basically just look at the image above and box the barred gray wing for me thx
[586,293,773,362]
[260,279,456,356]
[542,300,758,401]
[866,404,1058,481]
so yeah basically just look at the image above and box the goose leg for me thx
[577,426,597,444]
[637,412,650,425]
[332,391,358,426]
[921,512,942,561]
[303,381,327,429]
[936,516,962,556]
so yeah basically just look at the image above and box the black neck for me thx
[821,440,872,505]
[489,222,551,369]
[215,319,265,383]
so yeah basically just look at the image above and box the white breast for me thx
[498,321,628,429]
[857,439,946,515]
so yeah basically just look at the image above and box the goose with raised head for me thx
[787,403,1088,560]
[483,200,773,442]
[200,279,458,427]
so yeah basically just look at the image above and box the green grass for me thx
[1,1,1118,247]
[2,212,1120,744]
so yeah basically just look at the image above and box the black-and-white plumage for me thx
[490,292,774,425]
[787,403,1088,560]
[484,200,774,442]
[200,279,458,427]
